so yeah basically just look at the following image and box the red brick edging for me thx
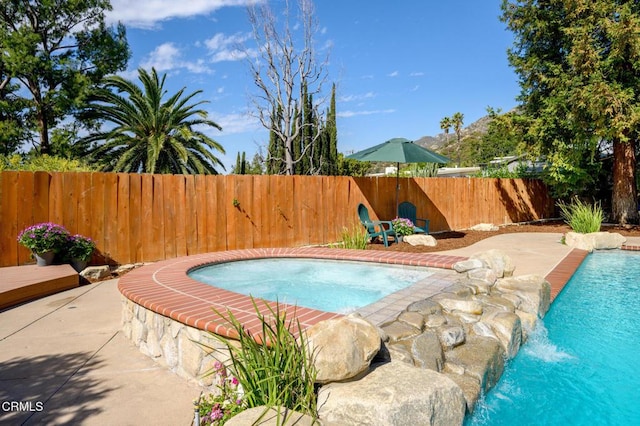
[117,247,467,338]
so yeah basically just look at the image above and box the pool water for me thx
[188,258,435,313]
[467,250,640,425]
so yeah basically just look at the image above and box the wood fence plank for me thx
[162,175,176,259]
[184,175,198,255]
[62,172,79,235]
[193,175,208,254]
[225,175,240,250]
[174,175,187,257]
[75,172,92,239]
[205,176,220,252]
[128,173,143,262]
[251,175,266,248]
[48,173,64,226]
[16,173,35,265]
[150,175,165,261]
[33,172,50,225]
[89,173,106,263]
[116,173,131,264]
[138,174,153,260]
[1,172,20,266]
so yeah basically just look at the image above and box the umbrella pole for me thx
[395,162,400,215]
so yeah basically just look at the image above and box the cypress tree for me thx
[326,83,338,175]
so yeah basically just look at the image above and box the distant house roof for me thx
[437,167,481,177]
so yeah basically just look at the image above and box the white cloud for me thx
[410,72,424,77]
[339,92,375,102]
[211,111,262,134]
[140,43,181,72]
[140,42,213,74]
[205,32,249,50]
[107,0,262,29]
[387,71,399,77]
[338,109,395,118]
[204,32,255,62]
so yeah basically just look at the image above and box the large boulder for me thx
[380,320,421,342]
[564,231,626,251]
[80,265,111,280]
[317,362,466,426]
[469,223,499,231]
[435,297,483,315]
[445,336,505,393]
[480,311,522,359]
[411,330,444,371]
[470,250,515,278]
[226,406,315,426]
[453,258,486,273]
[494,274,551,318]
[306,314,381,384]
[404,234,437,246]
[406,299,442,316]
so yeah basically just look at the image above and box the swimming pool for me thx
[466,250,640,425]
[188,258,436,313]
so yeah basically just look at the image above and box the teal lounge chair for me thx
[398,201,430,234]
[357,203,397,247]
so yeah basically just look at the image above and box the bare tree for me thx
[247,0,329,175]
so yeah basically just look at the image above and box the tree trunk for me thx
[38,114,50,155]
[285,138,294,175]
[32,84,50,155]
[611,138,638,224]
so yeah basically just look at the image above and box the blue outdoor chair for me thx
[398,201,430,234]
[357,203,397,247]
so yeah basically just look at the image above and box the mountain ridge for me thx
[414,115,492,150]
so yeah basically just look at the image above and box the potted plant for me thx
[66,234,96,272]
[391,217,415,242]
[17,222,70,266]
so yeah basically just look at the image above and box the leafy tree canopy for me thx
[502,0,640,223]
[0,0,130,154]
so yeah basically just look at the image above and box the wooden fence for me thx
[0,171,556,267]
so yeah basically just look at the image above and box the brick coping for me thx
[117,247,467,339]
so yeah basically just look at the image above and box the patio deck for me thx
[0,264,79,310]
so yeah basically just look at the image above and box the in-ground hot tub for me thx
[117,247,467,386]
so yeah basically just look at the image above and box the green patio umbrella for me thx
[346,137,450,210]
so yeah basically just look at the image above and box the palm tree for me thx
[83,68,225,174]
[439,116,452,145]
[451,112,464,167]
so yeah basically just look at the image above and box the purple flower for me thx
[209,407,224,420]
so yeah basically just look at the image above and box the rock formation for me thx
[315,249,551,423]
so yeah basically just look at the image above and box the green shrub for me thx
[557,197,603,234]
[0,154,95,172]
[203,299,318,420]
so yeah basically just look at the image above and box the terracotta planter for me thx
[34,251,55,266]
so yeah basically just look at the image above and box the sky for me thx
[105,0,521,172]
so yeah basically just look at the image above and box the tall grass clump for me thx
[557,197,603,234]
[331,223,368,249]
[203,299,318,421]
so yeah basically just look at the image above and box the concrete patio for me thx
[1,232,639,425]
